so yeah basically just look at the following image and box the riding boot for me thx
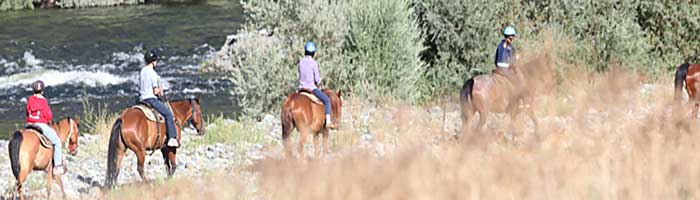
[325,114,338,129]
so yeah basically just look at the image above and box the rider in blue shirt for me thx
[494,26,519,82]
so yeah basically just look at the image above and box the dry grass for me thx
[246,65,700,199]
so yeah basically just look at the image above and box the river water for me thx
[0,1,243,139]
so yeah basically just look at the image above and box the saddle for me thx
[25,125,53,149]
[298,90,323,105]
[131,101,172,123]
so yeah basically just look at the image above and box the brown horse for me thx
[460,61,541,142]
[281,89,342,159]
[8,117,80,200]
[105,98,204,188]
[674,63,700,116]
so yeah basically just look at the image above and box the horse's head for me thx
[323,89,343,128]
[189,96,205,135]
[55,117,80,155]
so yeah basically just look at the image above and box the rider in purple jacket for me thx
[298,41,337,129]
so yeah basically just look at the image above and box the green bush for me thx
[0,0,33,11]
[216,0,425,117]
[343,0,425,101]
[208,0,700,117]
[415,0,700,82]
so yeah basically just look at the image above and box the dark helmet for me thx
[144,50,159,65]
[32,80,45,93]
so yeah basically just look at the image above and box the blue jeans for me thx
[143,98,177,140]
[34,123,62,166]
[312,89,331,115]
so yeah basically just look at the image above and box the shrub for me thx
[213,0,425,117]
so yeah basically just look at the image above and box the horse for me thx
[459,58,544,143]
[105,97,205,188]
[8,117,80,200]
[281,89,342,159]
[674,63,700,116]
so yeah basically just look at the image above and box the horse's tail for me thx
[675,62,691,101]
[9,131,22,179]
[460,78,475,106]
[281,102,294,141]
[105,118,123,188]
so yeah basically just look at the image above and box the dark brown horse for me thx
[8,117,80,200]
[105,98,204,188]
[460,60,542,142]
[281,89,342,159]
[674,63,700,117]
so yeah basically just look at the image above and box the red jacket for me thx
[26,95,53,124]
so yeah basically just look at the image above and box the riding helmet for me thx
[503,26,517,37]
[304,42,316,53]
[144,50,159,65]
[32,80,44,93]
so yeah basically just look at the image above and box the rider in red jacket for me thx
[26,91,53,124]
[25,80,65,175]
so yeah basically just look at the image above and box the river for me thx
[0,1,243,139]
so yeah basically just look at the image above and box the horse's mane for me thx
[169,98,199,104]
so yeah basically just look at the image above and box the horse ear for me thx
[74,116,80,125]
[196,95,200,104]
[337,89,342,97]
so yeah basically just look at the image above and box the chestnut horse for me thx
[460,60,540,142]
[674,63,700,116]
[105,98,204,188]
[8,117,80,200]
[281,89,342,159]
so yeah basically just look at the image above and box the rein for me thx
[60,118,75,147]
[168,99,198,131]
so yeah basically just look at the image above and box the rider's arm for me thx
[313,62,321,86]
[43,101,53,123]
[150,70,163,96]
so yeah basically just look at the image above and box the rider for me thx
[494,25,518,81]
[298,41,337,129]
[140,50,179,148]
[26,80,66,175]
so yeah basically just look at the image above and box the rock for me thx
[201,29,277,75]
[262,114,275,126]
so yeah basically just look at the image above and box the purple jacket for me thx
[298,56,321,90]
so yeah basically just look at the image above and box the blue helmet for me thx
[503,26,517,37]
[304,42,316,53]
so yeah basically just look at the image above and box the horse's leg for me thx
[281,110,295,159]
[475,109,489,133]
[168,148,177,177]
[460,102,476,141]
[53,174,66,199]
[321,128,330,156]
[16,156,33,200]
[527,107,540,142]
[161,148,171,176]
[161,147,177,177]
[134,147,149,182]
[283,135,294,158]
[297,129,309,160]
[313,132,320,159]
[47,166,55,199]
[16,171,28,200]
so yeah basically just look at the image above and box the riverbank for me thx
[0,0,209,11]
